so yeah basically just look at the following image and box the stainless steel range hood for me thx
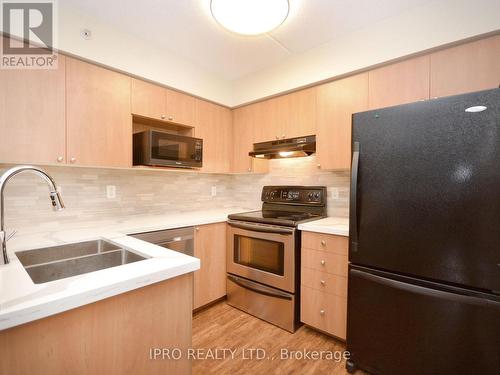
[249,135,316,159]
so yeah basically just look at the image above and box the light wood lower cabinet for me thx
[66,58,132,167]
[193,223,227,309]
[0,274,193,375]
[0,48,66,165]
[301,231,348,340]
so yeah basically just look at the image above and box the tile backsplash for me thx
[0,156,349,234]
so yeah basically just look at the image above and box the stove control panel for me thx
[261,186,326,205]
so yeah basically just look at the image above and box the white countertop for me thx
[298,217,349,236]
[0,208,251,331]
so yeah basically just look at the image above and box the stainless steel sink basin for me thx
[16,240,149,284]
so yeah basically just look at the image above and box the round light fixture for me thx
[210,0,289,36]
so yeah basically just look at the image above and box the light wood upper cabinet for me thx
[131,78,167,120]
[66,58,132,167]
[0,52,66,164]
[131,79,195,126]
[369,55,430,109]
[195,99,232,173]
[193,223,227,309]
[251,88,317,142]
[232,105,268,173]
[286,87,317,138]
[165,88,195,126]
[430,35,500,98]
[316,73,368,170]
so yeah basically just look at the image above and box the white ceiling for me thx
[63,0,433,81]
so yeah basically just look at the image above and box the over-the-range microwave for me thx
[133,130,203,168]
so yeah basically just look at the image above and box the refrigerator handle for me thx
[350,142,360,252]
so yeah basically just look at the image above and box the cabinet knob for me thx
[321,240,326,246]
[320,309,325,316]
[168,116,174,121]
[57,156,64,163]
[281,135,286,139]
[317,164,321,168]
[320,260,325,266]
[248,168,251,172]
[70,157,76,163]
[320,280,325,286]
[161,114,166,119]
[195,227,200,231]
[275,135,279,140]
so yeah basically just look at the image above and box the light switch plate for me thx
[106,185,116,199]
[331,188,340,200]
[211,186,217,197]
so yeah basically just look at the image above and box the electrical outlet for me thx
[106,185,116,199]
[211,186,217,197]
[331,188,340,200]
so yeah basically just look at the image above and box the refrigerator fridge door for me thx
[347,266,500,375]
[350,88,500,292]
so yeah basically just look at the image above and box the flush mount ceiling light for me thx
[210,0,289,36]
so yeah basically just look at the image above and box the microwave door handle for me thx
[227,274,293,300]
[227,220,294,235]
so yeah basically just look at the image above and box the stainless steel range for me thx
[226,186,327,332]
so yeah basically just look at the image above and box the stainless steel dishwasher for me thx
[129,226,194,256]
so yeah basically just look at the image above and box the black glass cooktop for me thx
[228,210,326,227]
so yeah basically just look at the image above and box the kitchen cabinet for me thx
[252,88,317,142]
[193,223,227,309]
[430,35,500,98]
[316,73,368,170]
[0,274,192,375]
[301,231,348,340]
[66,58,132,167]
[195,99,232,173]
[232,105,268,173]
[368,55,430,109]
[131,78,195,126]
[0,51,66,165]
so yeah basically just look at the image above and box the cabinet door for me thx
[0,51,66,164]
[165,88,195,126]
[232,105,268,173]
[253,97,286,142]
[317,73,368,170]
[131,78,167,121]
[368,55,430,109]
[430,35,500,98]
[285,87,317,139]
[66,58,132,167]
[193,223,227,309]
[195,100,232,173]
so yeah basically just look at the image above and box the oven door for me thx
[150,131,202,168]
[227,220,296,293]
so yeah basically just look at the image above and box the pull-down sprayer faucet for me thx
[0,165,65,265]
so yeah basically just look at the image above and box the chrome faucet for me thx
[0,166,65,265]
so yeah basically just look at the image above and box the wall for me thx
[232,0,500,105]
[0,156,348,236]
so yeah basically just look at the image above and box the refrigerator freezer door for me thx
[347,266,500,375]
[350,88,500,292]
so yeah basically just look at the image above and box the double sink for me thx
[16,240,149,284]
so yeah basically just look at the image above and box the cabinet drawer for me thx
[301,248,348,277]
[301,286,347,339]
[301,267,347,298]
[302,232,348,255]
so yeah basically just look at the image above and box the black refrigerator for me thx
[347,88,500,375]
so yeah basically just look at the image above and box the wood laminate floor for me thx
[193,301,364,375]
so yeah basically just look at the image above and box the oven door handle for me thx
[227,220,294,235]
[227,274,293,300]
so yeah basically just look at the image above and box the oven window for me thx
[234,235,285,276]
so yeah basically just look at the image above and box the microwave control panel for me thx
[261,186,326,205]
